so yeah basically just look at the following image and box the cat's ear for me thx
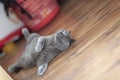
[22,28,30,40]
[35,37,45,52]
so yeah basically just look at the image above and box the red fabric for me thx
[14,0,60,31]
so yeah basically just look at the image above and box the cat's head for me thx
[55,29,75,44]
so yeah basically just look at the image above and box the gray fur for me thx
[8,28,75,75]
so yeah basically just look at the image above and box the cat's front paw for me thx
[35,37,45,53]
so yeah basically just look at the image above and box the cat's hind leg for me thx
[36,56,52,76]
[37,63,48,76]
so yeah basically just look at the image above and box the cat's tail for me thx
[22,28,30,40]
[8,63,23,74]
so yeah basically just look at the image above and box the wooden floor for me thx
[0,0,120,80]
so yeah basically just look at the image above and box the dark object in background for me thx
[57,0,69,6]
[0,0,32,19]
[0,49,5,58]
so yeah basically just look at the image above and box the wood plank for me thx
[26,0,120,80]
[0,0,120,80]
[44,20,120,80]
[0,66,13,80]
[97,65,120,80]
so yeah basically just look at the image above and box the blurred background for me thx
[0,0,64,57]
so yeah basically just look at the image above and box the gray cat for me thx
[8,28,75,76]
